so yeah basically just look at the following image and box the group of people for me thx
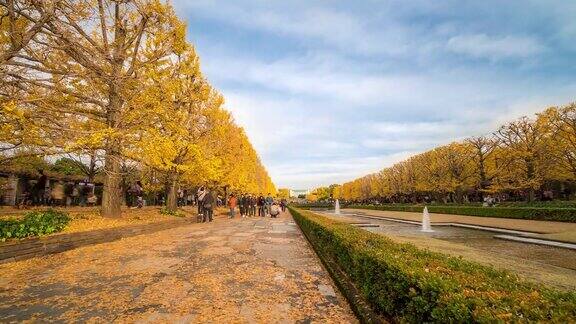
[195,187,288,223]
[227,193,287,219]
[19,170,98,207]
[196,187,215,222]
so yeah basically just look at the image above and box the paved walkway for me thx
[345,208,576,234]
[0,211,356,323]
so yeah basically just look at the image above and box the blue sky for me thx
[172,0,576,189]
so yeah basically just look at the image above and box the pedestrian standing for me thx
[242,195,250,218]
[239,195,245,217]
[202,189,214,222]
[265,193,273,216]
[280,198,287,212]
[257,195,265,217]
[248,195,255,216]
[197,186,206,217]
[228,194,237,219]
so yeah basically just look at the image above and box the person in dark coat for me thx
[257,195,265,217]
[242,195,250,217]
[239,195,245,217]
[202,189,214,222]
[32,170,47,205]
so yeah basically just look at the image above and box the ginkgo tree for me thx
[0,0,276,216]
[336,104,576,203]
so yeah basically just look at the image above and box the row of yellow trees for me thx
[315,105,576,203]
[0,0,275,216]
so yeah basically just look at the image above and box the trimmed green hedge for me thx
[292,203,333,209]
[290,207,576,323]
[0,209,71,241]
[349,205,576,223]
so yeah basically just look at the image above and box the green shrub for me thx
[0,209,71,241]
[290,207,576,323]
[349,205,576,223]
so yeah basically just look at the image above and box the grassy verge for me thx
[348,205,576,223]
[290,207,576,323]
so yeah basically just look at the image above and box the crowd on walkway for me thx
[196,187,288,223]
[8,170,289,222]
[14,170,99,208]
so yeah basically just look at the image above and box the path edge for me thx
[0,218,195,264]
[288,208,388,324]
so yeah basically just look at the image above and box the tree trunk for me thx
[526,158,536,203]
[101,85,123,218]
[166,177,178,211]
[101,151,122,217]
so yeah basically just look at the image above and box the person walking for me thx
[242,195,250,218]
[280,198,287,212]
[228,194,237,219]
[197,186,206,218]
[248,195,256,217]
[257,195,265,217]
[265,193,273,216]
[238,194,245,217]
[202,189,214,222]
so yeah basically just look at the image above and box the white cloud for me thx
[203,52,506,110]
[172,0,576,190]
[175,1,411,57]
[212,52,576,189]
[447,34,545,60]
[272,152,417,189]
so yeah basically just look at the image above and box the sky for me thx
[172,0,576,190]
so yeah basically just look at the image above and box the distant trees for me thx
[336,104,576,203]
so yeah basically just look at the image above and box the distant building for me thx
[289,189,310,198]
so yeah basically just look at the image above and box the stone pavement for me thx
[0,210,356,323]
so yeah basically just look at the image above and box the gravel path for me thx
[0,210,356,323]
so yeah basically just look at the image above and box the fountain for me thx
[421,206,434,232]
[335,199,341,215]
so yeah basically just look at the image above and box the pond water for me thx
[326,212,576,271]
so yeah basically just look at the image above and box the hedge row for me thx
[349,205,576,223]
[0,209,71,241]
[293,203,333,209]
[290,207,576,323]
